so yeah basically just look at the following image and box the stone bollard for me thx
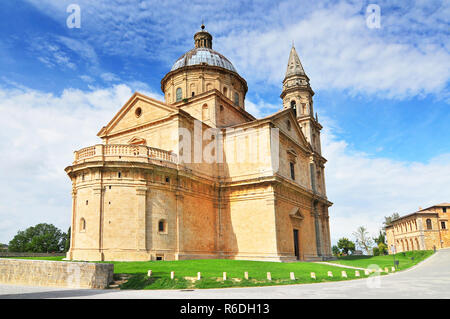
[170,271,175,280]
[355,270,360,277]
[147,270,152,277]
[384,267,389,273]
[290,272,295,280]
[267,272,272,281]
[327,271,333,277]
[364,269,370,275]
[341,271,347,278]
[310,272,316,279]
[391,267,395,272]
[223,272,227,281]
[244,272,249,280]
[197,272,201,281]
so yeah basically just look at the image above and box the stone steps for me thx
[108,274,131,289]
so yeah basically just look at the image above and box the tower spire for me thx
[285,45,306,79]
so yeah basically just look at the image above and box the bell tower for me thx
[280,45,322,156]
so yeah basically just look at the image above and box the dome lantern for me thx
[194,24,212,49]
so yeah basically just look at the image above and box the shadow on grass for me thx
[119,273,376,290]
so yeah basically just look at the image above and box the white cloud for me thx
[24,0,450,100]
[0,84,161,243]
[321,115,450,245]
[100,72,120,82]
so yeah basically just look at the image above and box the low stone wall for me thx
[0,252,66,258]
[0,259,114,289]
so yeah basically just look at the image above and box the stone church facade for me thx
[65,25,333,262]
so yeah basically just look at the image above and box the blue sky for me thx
[0,0,449,246]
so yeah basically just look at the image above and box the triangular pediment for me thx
[270,109,312,153]
[128,137,147,145]
[98,92,177,138]
[290,208,304,220]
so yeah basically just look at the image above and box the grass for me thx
[2,256,382,289]
[327,250,434,270]
[6,251,433,289]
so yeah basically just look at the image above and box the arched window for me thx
[223,86,228,97]
[176,87,182,102]
[290,100,297,116]
[426,219,432,230]
[80,218,86,232]
[234,92,239,106]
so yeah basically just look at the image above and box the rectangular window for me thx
[290,162,295,180]
[442,222,446,230]
[234,92,239,106]
[444,207,447,213]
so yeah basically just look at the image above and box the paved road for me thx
[1,249,449,299]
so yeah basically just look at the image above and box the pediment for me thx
[271,109,312,152]
[290,208,304,220]
[98,92,176,138]
[128,137,147,145]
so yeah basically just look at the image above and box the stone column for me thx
[312,201,322,257]
[136,187,148,251]
[68,188,77,259]
[175,192,184,259]
[93,185,104,261]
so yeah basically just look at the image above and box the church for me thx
[65,25,333,262]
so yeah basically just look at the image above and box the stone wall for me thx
[0,252,66,257]
[0,259,113,289]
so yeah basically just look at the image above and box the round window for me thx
[135,107,142,117]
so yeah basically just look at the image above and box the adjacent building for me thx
[65,25,333,262]
[386,203,450,252]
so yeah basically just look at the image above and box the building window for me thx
[80,218,86,232]
[441,222,446,230]
[223,86,228,96]
[426,219,432,230]
[234,92,239,106]
[192,92,195,97]
[444,207,447,213]
[135,107,142,118]
[287,120,291,131]
[290,162,295,180]
[86,200,88,205]
[118,172,122,178]
[165,176,170,183]
[290,101,297,116]
[176,88,182,102]
[158,220,167,233]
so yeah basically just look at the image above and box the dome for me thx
[170,47,237,73]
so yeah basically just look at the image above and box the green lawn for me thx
[3,256,378,289]
[327,250,434,270]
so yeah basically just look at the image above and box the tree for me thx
[378,242,388,255]
[383,213,400,228]
[337,237,356,255]
[353,226,374,254]
[63,227,71,252]
[8,223,66,253]
[332,245,340,256]
[373,230,386,245]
